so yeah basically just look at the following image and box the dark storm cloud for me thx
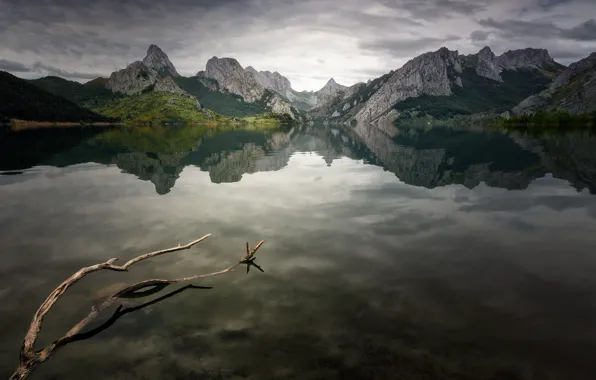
[379,0,489,19]
[30,63,104,80]
[536,0,573,10]
[478,18,559,38]
[0,59,31,73]
[469,30,491,42]
[561,19,596,41]
[479,17,596,41]
[0,0,594,89]
[360,35,462,57]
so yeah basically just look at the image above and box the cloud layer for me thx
[0,0,595,90]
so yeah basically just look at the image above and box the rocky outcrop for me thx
[475,46,503,82]
[315,78,348,108]
[153,76,187,95]
[513,52,596,115]
[204,57,264,103]
[246,67,293,98]
[266,92,297,118]
[354,47,462,124]
[307,73,393,122]
[106,44,180,95]
[497,48,558,71]
[142,44,180,77]
[106,61,158,95]
[308,46,564,123]
[202,57,298,118]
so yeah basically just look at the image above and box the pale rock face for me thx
[142,44,180,77]
[355,47,462,124]
[497,48,558,70]
[343,82,365,100]
[153,76,186,95]
[106,61,158,95]
[514,52,596,115]
[106,44,180,95]
[204,57,265,103]
[475,46,503,82]
[267,94,296,119]
[315,78,348,108]
[203,57,297,118]
[247,67,293,98]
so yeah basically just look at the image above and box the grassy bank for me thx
[495,110,596,131]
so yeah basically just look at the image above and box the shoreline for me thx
[5,119,121,131]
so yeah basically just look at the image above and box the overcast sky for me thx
[1,0,595,91]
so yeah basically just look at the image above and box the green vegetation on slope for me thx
[393,68,554,120]
[243,112,296,125]
[29,76,122,108]
[94,90,292,126]
[0,71,114,122]
[497,109,596,130]
[174,76,268,117]
[94,91,233,124]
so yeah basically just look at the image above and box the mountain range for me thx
[1,43,595,124]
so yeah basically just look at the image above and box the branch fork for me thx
[10,235,265,380]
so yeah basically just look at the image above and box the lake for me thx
[1,122,596,379]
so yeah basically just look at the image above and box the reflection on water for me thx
[3,123,596,195]
[1,123,596,379]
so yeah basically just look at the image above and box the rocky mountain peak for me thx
[318,78,346,94]
[142,44,180,77]
[314,78,348,108]
[246,67,293,98]
[478,46,495,57]
[106,60,157,95]
[497,48,557,70]
[514,51,596,115]
[203,57,271,103]
[354,47,463,124]
[475,46,503,82]
[550,52,596,90]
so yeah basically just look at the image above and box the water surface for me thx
[1,123,596,379]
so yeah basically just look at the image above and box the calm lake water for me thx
[1,122,596,379]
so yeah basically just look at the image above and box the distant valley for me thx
[1,44,595,125]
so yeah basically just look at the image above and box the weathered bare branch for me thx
[11,236,265,380]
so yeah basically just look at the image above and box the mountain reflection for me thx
[1,123,596,194]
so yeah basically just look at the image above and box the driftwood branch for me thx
[11,235,265,380]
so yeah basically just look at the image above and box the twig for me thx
[10,236,265,380]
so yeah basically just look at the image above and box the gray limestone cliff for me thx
[498,48,558,71]
[475,46,503,82]
[153,76,186,94]
[354,47,462,124]
[315,78,348,108]
[246,67,293,99]
[142,44,180,77]
[204,57,264,103]
[106,61,158,95]
[313,46,563,123]
[202,57,298,118]
[106,45,180,95]
[513,52,596,115]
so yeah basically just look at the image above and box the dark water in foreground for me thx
[1,123,596,380]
